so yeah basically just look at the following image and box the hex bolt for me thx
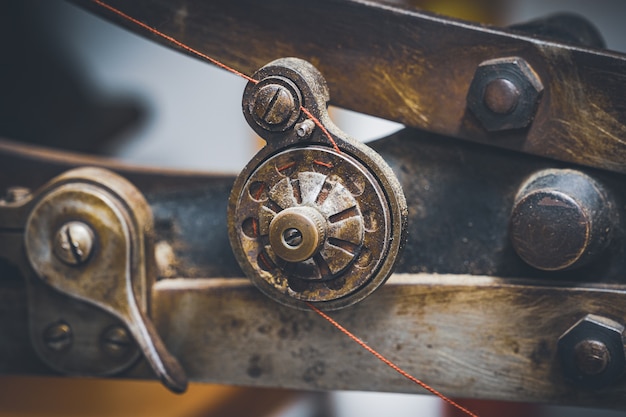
[466,56,543,132]
[101,326,133,358]
[283,228,303,247]
[43,322,72,352]
[253,84,297,126]
[53,221,95,266]
[557,314,626,388]
[295,119,316,138]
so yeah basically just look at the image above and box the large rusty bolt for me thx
[466,57,544,131]
[509,169,613,271]
[558,314,626,388]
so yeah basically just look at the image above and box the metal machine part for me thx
[5,167,187,393]
[229,58,408,310]
[1,0,626,410]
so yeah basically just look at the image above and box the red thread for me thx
[306,302,480,417]
[313,160,333,168]
[252,218,259,237]
[89,3,473,414]
[277,161,296,172]
[258,252,274,271]
[92,0,257,84]
[254,183,265,200]
[300,107,341,153]
[91,0,342,154]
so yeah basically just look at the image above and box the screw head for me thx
[253,84,297,126]
[53,221,95,266]
[101,326,133,358]
[283,228,304,247]
[43,322,72,352]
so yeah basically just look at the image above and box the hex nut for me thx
[467,57,544,131]
[557,314,626,388]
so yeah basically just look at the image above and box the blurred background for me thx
[1,0,626,416]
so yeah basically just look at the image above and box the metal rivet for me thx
[53,221,95,266]
[101,326,133,358]
[43,322,72,352]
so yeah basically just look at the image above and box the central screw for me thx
[573,339,611,376]
[283,228,303,247]
[53,221,95,266]
[483,78,520,115]
[43,322,72,352]
[253,84,296,126]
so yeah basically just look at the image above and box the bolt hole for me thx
[248,182,268,202]
[242,218,260,238]
[257,251,276,271]
[288,277,310,293]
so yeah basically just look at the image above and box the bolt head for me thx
[53,221,95,266]
[101,326,133,359]
[43,322,72,352]
[558,314,626,388]
[467,57,543,131]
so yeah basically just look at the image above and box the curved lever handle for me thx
[24,168,188,393]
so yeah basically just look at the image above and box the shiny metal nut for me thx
[269,206,326,263]
[53,221,95,266]
[467,57,543,131]
[558,314,626,388]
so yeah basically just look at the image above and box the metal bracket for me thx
[11,167,187,392]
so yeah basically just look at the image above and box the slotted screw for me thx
[43,322,72,352]
[253,84,297,126]
[283,228,303,247]
[53,221,95,266]
[101,326,133,358]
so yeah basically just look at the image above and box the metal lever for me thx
[23,167,188,393]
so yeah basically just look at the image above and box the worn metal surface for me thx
[9,274,626,408]
[11,168,187,392]
[71,0,626,173]
[128,275,626,408]
[230,58,408,310]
